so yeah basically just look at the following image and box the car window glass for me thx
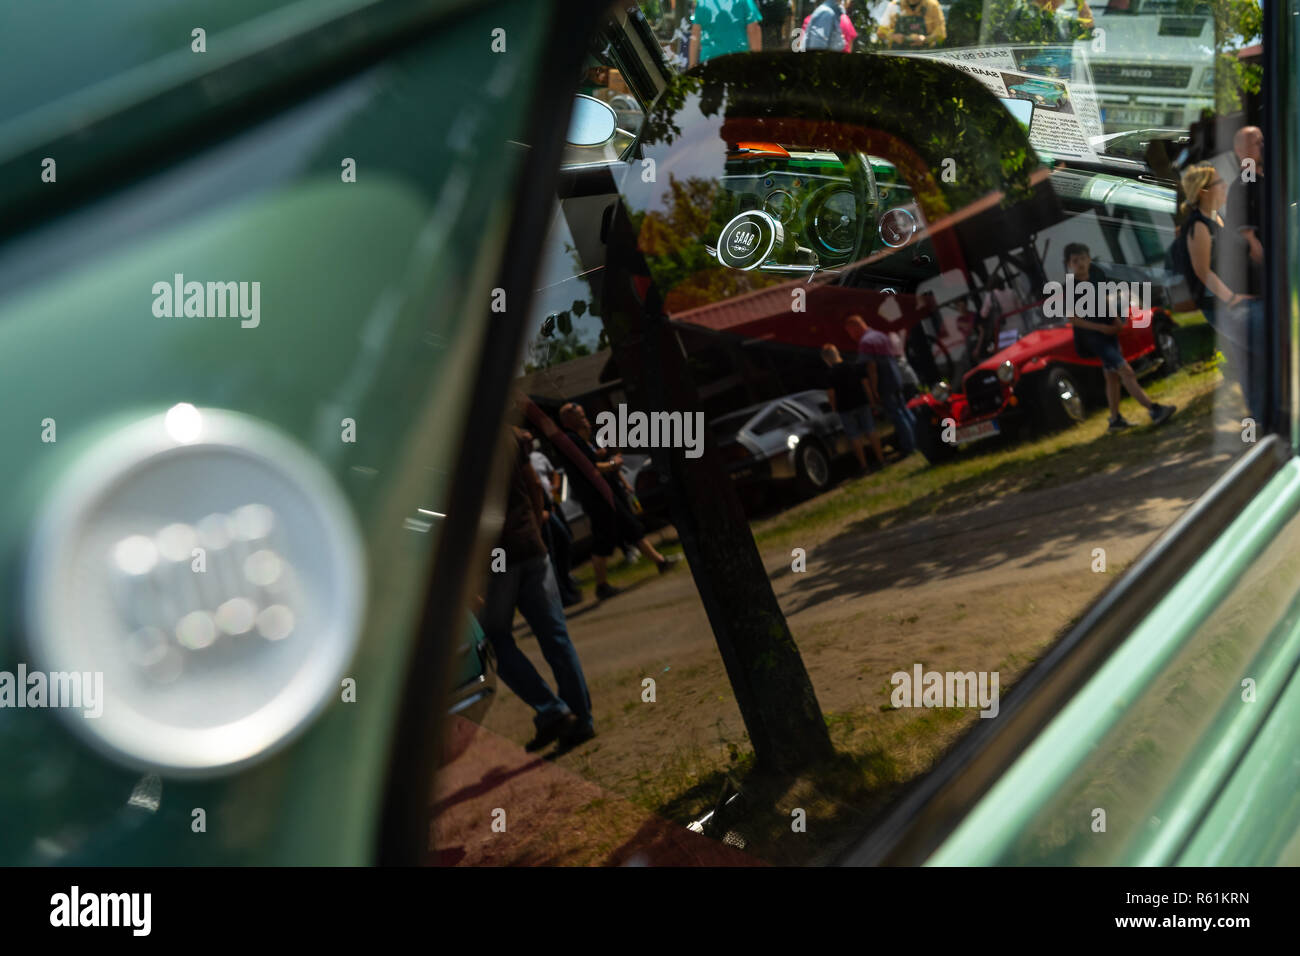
[467,0,1271,867]
[755,406,801,432]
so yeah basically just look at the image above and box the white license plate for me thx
[955,420,1000,445]
[1103,107,1167,126]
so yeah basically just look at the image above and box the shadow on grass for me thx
[764,388,1237,611]
[605,744,908,866]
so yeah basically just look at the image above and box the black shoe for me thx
[1107,416,1132,433]
[559,722,596,749]
[525,713,578,753]
[1149,403,1175,426]
[656,554,682,574]
[595,582,621,600]
[561,592,582,608]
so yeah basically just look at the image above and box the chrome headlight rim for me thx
[996,360,1016,384]
[931,381,952,402]
[23,406,367,779]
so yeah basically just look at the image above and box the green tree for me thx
[1210,0,1262,113]
[523,326,592,373]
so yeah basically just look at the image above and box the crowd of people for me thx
[657,0,1100,66]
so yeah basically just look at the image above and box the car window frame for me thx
[376,0,615,865]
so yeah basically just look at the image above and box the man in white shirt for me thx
[529,436,582,606]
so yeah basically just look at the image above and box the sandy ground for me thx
[436,385,1244,864]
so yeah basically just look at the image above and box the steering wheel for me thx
[709,150,878,277]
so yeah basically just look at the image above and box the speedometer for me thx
[878,207,918,248]
[764,190,797,223]
[809,188,857,256]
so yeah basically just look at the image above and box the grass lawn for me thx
[574,357,1226,588]
[549,357,1238,863]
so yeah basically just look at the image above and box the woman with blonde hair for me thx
[1172,164,1252,325]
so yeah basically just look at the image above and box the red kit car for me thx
[908,303,1182,464]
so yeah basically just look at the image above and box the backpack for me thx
[805,3,843,50]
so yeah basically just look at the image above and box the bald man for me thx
[1221,126,1266,422]
[1222,126,1263,289]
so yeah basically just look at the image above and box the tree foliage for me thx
[523,318,593,373]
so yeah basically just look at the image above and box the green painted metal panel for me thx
[1179,646,1300,865]
[0,0,550,864]
[929,458,1300,865]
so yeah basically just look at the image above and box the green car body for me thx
[0,0,559,865]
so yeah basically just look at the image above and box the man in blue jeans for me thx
[479,427,595,752]
[844,313,917,458]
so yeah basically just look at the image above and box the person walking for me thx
[480,426,595,752]
[802,0,849,51]
[1063,243,1175,432]
[823,343,884,472]
[528,434,582,607]
[558,402,679,599]
[688,0,763,67]
[591,431,646,566]
[844,313,918,457]
[802,1,855,51]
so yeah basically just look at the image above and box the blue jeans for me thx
[479,554,593,733]
[1223,298,1268,423]
[885,393,917,455]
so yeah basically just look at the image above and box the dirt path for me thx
[465,383,1245,862]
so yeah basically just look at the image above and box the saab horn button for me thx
[717,210,782,271]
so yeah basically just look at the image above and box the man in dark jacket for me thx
[479,426,594,752]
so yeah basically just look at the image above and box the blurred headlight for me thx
[996,360,1016,384]
[24,405,365,777]
[932,381,951,402]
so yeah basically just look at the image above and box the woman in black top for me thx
[1176,164,1252,326]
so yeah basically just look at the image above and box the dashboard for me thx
[713,146,927,275]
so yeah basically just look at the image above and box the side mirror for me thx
[566,94,618,149]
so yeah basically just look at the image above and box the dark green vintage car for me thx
[0,0,583,865]
[2,0,1296,876]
